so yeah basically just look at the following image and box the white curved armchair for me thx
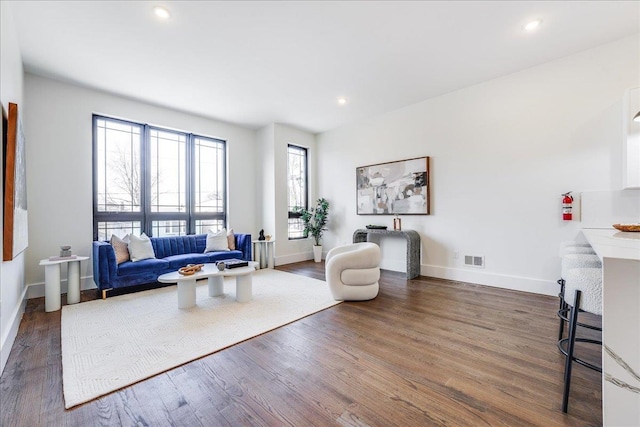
[325,242,381,301]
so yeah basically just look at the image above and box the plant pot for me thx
[313,245,323,263]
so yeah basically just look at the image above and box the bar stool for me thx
[557,241,595,292]
[560,240,591,256]
[559,241,594,257]
[562,246,596,256]
[557,267,602,413]
[557,253,601,339]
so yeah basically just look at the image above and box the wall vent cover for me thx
[464,255,485,268]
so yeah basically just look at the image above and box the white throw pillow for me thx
[128,233,156,262]
[205,228,230,253]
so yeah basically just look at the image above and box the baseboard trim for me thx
[276,256,556,296]
[26,275,97,300]
[0,285,28,375]
[275,252,314,266]
[51,257,555,298]
[421,264,557,296]
[380,259,406,273]
[376,260,556,296]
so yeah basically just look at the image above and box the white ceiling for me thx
[8,1,640,134]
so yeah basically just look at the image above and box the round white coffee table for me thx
[158,262,257,309]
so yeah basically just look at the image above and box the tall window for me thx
[287,145,308,239]
[93,115,226,240]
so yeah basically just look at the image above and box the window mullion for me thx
[222,139,227,226]
[187,134,194,234]
[142,124,150,235]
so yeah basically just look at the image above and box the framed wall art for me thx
[356,156,430,215]
[3,102,29,261]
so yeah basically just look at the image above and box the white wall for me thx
[257,123,318,265]
[256,124,276,241]
[23,75,258,297]
[274,124,318,263]
[317,35,640,296]
[581,189,640,228]
[0,0,26,375]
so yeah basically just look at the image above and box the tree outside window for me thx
[93,116,226,241]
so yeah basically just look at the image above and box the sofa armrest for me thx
[234,233,252,261]
[93,241,117,290]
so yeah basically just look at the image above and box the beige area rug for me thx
[61,269,339,408]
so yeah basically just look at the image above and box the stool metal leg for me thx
[556,276,601,336]
[562,290,581,413]
[557,279,566,340]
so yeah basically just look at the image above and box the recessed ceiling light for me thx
[337,97,348,106]
[153,6,171,20]
[524,19,542,32]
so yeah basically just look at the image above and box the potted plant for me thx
[295,197,330,262]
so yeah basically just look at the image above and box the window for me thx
[287,145,308,239]
[93,116,226,240]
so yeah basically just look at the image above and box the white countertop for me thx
[581,228,640,261]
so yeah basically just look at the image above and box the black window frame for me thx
[287,144,308,240]
[92,114,227,240]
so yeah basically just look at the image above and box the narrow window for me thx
[287,145,308,239]
[94,117,144,241]
[193,136,226,234]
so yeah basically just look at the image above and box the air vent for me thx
[464,255,485,268]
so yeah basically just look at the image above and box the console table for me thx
[353,229,421,279]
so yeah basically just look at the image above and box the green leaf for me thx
[296,198,330,246]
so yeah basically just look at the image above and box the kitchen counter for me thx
[581,228,640,426]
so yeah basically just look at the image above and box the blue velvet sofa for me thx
[93,233,252,298]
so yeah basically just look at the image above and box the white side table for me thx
[39,256,90,312]
[252,239,275,269]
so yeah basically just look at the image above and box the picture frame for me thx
[3,102,29,261]
[356,156,430,215]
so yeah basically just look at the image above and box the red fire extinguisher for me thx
[562,191,573,221]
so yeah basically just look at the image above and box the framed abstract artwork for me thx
[3,102,29,261]
[356,156,430,215]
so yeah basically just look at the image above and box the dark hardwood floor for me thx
[1,261,602,426]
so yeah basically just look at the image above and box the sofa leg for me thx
[101,289,112,300]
